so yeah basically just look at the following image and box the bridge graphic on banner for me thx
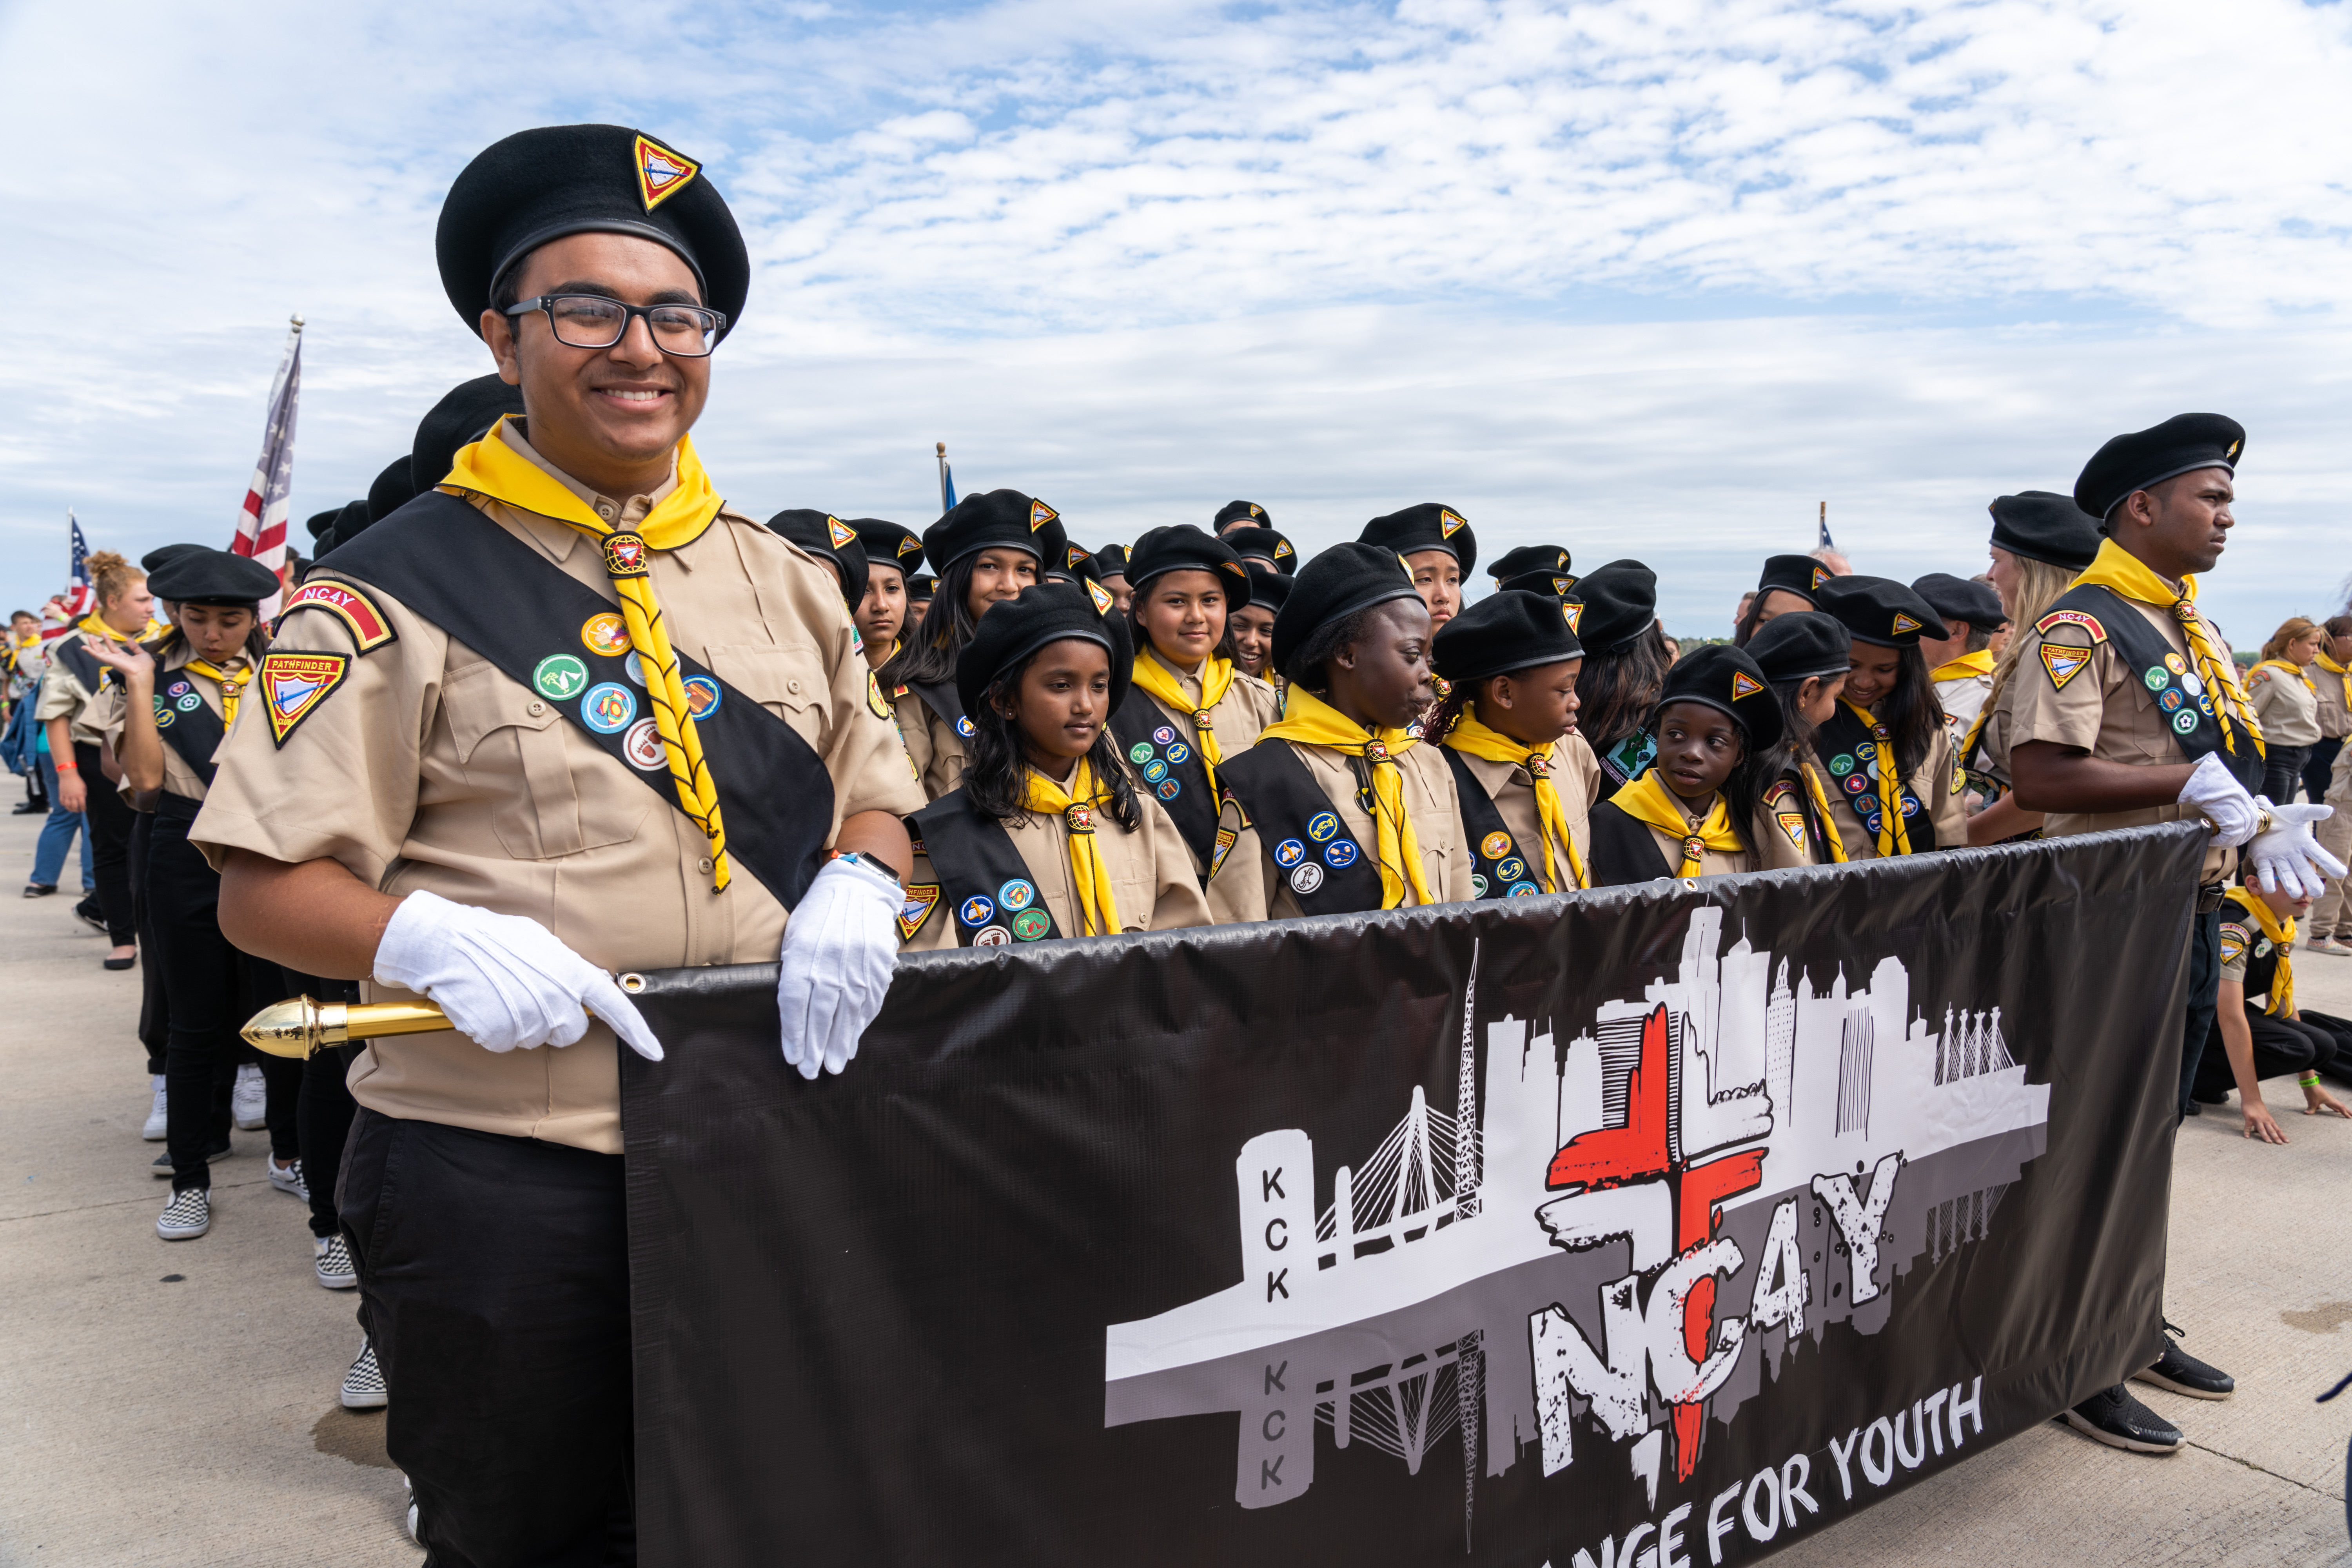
[1102,909,2050,1546]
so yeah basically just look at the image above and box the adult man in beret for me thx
[193,124,924,1560]
[1911,572,2008,733]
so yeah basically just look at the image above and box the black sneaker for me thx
[2132,1323,2235,1400]
[151,1139,232,1177]
[2062,1384,2181,1453]
[73,897,108,935]
[21,882,55,897]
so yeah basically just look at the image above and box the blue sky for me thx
[4,0,2350,640]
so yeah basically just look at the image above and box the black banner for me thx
[622,824,2202,1566]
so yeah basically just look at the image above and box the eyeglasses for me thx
[505,294,726,358]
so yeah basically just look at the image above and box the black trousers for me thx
[148,802,299,1191]
[2178,909,2221,1120]
[2300,1009,2352,1087]
[341,1108,635,1567]
[2306,737,2344,809]
[2261,744,2309,807]
[130,811,167,1075]
[2196,1004,2343,1099]
[75,742,136,944]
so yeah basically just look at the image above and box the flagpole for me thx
[936,441,950,515]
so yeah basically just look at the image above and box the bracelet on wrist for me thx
[2300,1072,2323,1087]
[54,762,78,772]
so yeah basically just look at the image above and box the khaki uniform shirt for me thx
[894,689,968,801]
[91,640,244,809]
[1605,788,1754,882]
[2312,661,2352,742]
[1216,739,1475,920]
[1752,756,1836,871]
[1446,731,1602,889]
[2246,664,2321,748]
[1934,672,1993,735]
[191,427,925,1154]
[2216,911,2290,1003]
[1815,723,1968,862]
[2007,594,2235,881]
[901,788,1211,949]
[1127,654,1283,924]
[35,633,114,748]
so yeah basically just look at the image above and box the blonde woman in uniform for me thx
[1962,492,2105,846]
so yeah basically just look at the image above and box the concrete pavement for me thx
[1,806,2348,1564]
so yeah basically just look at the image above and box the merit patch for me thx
[1210,826,1238,879]
[2040,643,2093,691]
[1563,601,1584,633]
[867,671,892,719]
[897,884,941,941]
[1439,508,1467,539]
[1777,811,1808,851]
[1890,612,1922,637]
[278,581,396,654]
[827,515,855,550]
[1029,499,1058,533]
[897,536,922,558]
[633,134,699,212]
[1085,578,1114,616]
[258,651,350,746]
[1275,540,1294,561]
[2219,923,2247,964]
[1730,670,1764,702]
[1811,566,1830,590]
[2034,608,2107,642]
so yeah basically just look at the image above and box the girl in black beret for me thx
[1360,503,1475,632]
[1111,526,1283,923]
[898,583,1210,947]
[1230,564,1287,684]
[1428,591,1599,895]
[1585,646,1776,886]
[1960,493,2100,847]
[1563,562,1673,799]
[1216,543,1473,918]
[1744,610,1855,868]
[848,518,924,674]
[881,489,1066,799]
[1811,577,1968,858]
[1092,544,1134,614]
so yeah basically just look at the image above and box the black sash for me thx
[907,793,1063,946]
[1217,740,1385,915]
[1591,726,1654,801]
[1814,704,1935,852]
[1440,748,1541,899]
[53,633,101,695]
[1109,688,1218,877]
[1586,800,1673,886]
[2046,583,2264,793]
[904,678,969,737]
[149,655,229,789]
[2224,912,2284,1005]
[325,492,836,908]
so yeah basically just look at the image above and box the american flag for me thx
[230,316,304,614]
[39,514,93,645]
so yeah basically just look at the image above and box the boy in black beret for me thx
[1811,576,1967,860]
[1911,571,2008,735]
[848,518,923,672]
[1428,590,1599,895]
[1744,610,1856,867]
[898,582,1210,947]
[1563,561,1671,798]
[1732,553,1835,646]
[1231,564,1287,684]
[1585,645,1778,886]
[1214,543,1472,919]
[764,509,868,612]
[1360,502,1475,630]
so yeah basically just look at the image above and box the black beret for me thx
[1988,490,2102,570]
[141,543,207,577]
[1125,525,1254,608]
[314,498,372,557]
[1490,544,1571,582]
[923,489,1068,577]
[147,547,280,608]
[1056,542,1103,584]
[1242,563,1290,615]
[1432,589,1583,685]
[956,579,1130,720]
[1093,544,1131,580]
[1654,644,1783,753]
[437,125,749,342]
[1757,553,1833,606]
[1496,568,1578,599]
[1563,561,1657,653]
[1272,541,1424,681]
[1910,572,2005,630]
[905,573,938,602]
[1815,575,1947,648]
[764,510,868,609]
[302,509,341,544]
[412,375,527,493]
[2074,412,2244,523]
[1222,526,1297,573]
[1214,500,1271,530]
[1360,502,1478,576]
[850,518,924,577]
[366,456,417,524]
[1743,610,1853,684]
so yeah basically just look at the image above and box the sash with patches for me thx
[1813,703,1936,851]
[1591,726,1655,800]
[144,642,229,789]
[906,793,1063,946]
[323,491,838,909]
[1584,799,1674,886]
[1109,687,1219,880]
[1217,741,1386,915]
[1440,749,1543,899]
[2040,583,2264,794]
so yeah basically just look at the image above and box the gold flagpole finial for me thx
[241,995,455,1059]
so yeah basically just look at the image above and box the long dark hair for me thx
[1425,677,1477,741]
[1125,571,1238,668]
[1756,674,1826,811]
[1578,623,1672,758]
[879,556,984,688]
[1865,643,1942,783]
[960,645,1142,833]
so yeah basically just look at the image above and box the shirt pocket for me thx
[703,643,827,749]
[439,661,650,860]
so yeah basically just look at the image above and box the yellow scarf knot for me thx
[1128,651,1235,802]
[1019,758,1121,936]
[1611,769,1745,878]
[1260,686,1431,908]
[1440,713,1589,890]
[183,657,249,727]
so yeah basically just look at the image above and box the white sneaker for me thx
[156,1187,211,1241]
[231,1063,266,1130]
[267,1155,308,1201]
[313,1232,358,1290]
[341,1338,388,1410]
[142,1075,168,1140]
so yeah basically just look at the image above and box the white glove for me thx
[2176,752,2261,847]
[373,889,663,1060]
[777,855,902,1079]
[2245,800,2347,899]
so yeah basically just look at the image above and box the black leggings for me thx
[2305,737,2343,809]
[2261,744,2309,807]
[76,742,136,944]
[285,965,362,1239]
[131,811,167,1075]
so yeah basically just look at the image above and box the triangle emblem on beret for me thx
[897,536,922,557]
[1552,576,1571,595]
[1891,612,1921,637]
[633,135,699,212]
[1067,544,1089,568]
[1439,508,1467,539]
[1730,670,1764,701]
[1249,504,1263,517]
[1029,499,1058,532]
[2226,438,2242,460]
[826,515,855,549]
[1810,566,1831,590]
[1275,541,1293,559]
[1563,601,1584,633]
[1085,578,1114,616]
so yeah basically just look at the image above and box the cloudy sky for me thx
[5,0,2350,639]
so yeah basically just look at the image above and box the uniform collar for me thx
[494,418,686,566]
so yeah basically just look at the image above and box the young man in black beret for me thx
[1360,502,1476,630]
[1912,571,2008,735]
[191,124,924,1560]
[850,517,924,671]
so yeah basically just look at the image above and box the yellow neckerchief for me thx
[1018,757,1121,936]
[2315,650,2351,706]
[75,613,151,646]
[2255,658,2316,696]
[181,655,250,727]
[2073,538,2264,758]
[2225,886,2296,1016]
[1611,768,1744,877]
[1929,648,1996,683]
[442,420,735,892]
[1441,712,1589,890]
[1839,698,1914,857]
[1259,686,1432,908]
[1797,762,1850,863]
[1131,647,1236,803]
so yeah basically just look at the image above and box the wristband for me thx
[828,848,902,889]
[2301,1072,2322,1087]
[54,762,78,772]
